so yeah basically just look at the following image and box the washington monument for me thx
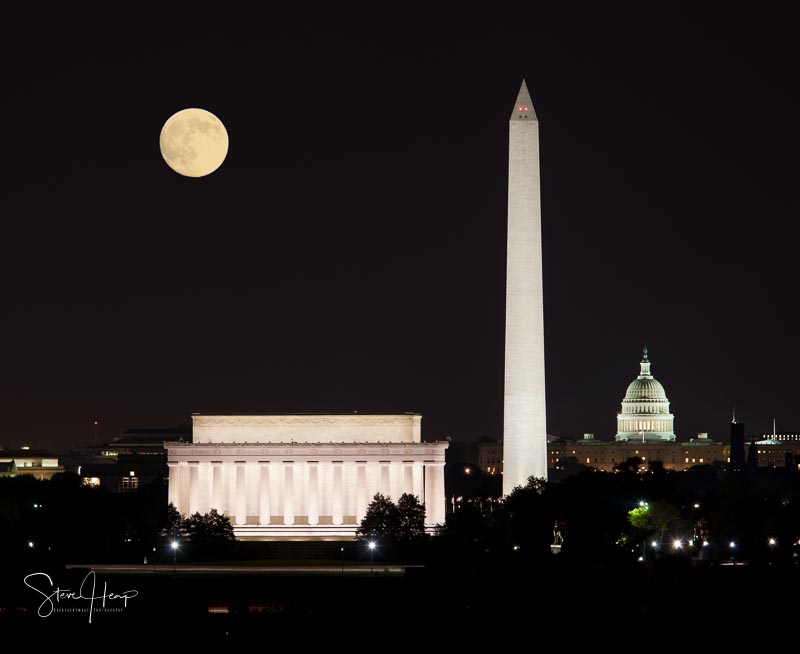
[503,79,547,495]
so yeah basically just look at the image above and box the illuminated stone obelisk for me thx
[503,79,547,495]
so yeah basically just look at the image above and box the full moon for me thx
[159,108,229,177]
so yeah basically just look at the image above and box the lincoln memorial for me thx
[165,413,449,540]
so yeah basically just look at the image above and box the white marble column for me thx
[424,462,446,525]
[403,462,414,497]
[221,462,233,517]
[188,462,199,515]
[380,462,390,496]
[167,462,180,510]
[198,462,211,514]
[246,462,259,522]
[211,462,223,514]
[259,462,270,525]
[332,461,343,525]
[307,462,319,525]
[356,462,367,522]
[179,462,190,516]
[283,462,294,525]
[235,462,247,525]
[412,462,424,500]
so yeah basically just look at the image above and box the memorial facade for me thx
[166,414,448,540]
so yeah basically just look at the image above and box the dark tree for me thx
[500,476,552,556]
[356,493,400,541]
[396,493,426,541]
[628,499,680,546]
[614,456,644,475]
[159,503,185,540]
[183,509,235,545]
[435,502,486,547]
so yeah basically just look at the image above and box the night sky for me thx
[2,3,799,450]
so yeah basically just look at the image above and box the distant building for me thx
[753,420,800,443]
[481,429,800,477]
[0,460,18,477]
[550,433,725,472]
[758,432,800,442]
[748,442,797,468]
[477,435,729,476]
[478,442,502,476]
[745,422,800,468]
[72,427,187,492]
[0,449,63,480]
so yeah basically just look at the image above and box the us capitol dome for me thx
[615,346,676,442]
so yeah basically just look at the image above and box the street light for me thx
[368,541,376,575]
[171,540,179,573]
[768,537,777,547]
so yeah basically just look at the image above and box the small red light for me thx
[93,421,98,426]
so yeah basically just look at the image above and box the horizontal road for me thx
[65,564,411,574]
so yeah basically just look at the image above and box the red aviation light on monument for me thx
[511,89,536,123]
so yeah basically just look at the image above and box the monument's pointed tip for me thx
[511,79,537,121]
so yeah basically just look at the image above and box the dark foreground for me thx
[1,556,796,645]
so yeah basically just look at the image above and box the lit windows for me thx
[120,476,139,493]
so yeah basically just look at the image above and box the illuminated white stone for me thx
[192,413,421,444]
[503,80,548,495]
[166,414,448,540]
[615,347,676,442]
